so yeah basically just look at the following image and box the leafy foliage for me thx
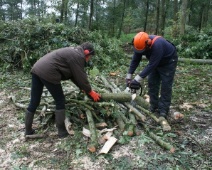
[173,28,212,59]
[0,18,127,72]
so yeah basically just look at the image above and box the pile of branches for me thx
[11,75,176,154]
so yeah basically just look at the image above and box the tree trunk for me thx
[75,2,79,27]
[127,55,212,64]
[60,0,65,22]
[180,0,188,35]
[160,0,166,36]
[117,0,127,38]
[88,0,94,30]
[143,0,149,32]
[174,0,178,22]
[155,0,160,34]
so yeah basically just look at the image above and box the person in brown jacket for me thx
[25,42,101,138]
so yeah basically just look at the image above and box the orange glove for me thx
[88,90,101,102]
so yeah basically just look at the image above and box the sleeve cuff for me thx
[126,73,132,79]
[134,75,143,83]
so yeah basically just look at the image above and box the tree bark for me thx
[143,0,149,32]
[180,0,188,35]
[101,93,150,110]
[155,0,160,34]
[86,110,98,152]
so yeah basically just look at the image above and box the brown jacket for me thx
[31,46,92,93]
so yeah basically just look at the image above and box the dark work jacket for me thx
[128,35,178,78]
[31,46,92,93]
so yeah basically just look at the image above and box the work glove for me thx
[130,75,143,90]
[129,79,141,90]
[88,90,101,102]
[126,73,132,87]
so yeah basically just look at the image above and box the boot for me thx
[25,110,35,135]
[55,109,69,138]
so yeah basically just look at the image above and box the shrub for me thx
[0,18,127,72]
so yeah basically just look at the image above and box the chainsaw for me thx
[125,86,142,107]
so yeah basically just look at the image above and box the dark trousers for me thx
[27,73,65,113]
[148,57,178,114]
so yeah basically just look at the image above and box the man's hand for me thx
[126,73,132,87]
[126,78,132,87]
[88,90,101,102]
[129,79,141,90]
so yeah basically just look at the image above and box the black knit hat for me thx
[80,42,95,55]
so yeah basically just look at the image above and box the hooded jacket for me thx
[31,46,92,93]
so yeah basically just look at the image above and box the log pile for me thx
[11,75,176,154]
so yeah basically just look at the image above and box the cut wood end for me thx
[173,112,184,120]
[109,72,117,76]
[163,125,171,132]
[88,146,96,153]
[80,113,86,119]
[127,131,134,137]
[67,130,75,135]
[170,147,175,153]
[162,121,167,125]
[96,122,108,128]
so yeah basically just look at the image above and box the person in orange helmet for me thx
[25,42,101,138]
[126,32,178,118]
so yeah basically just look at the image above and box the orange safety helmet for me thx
[133,32,151,53]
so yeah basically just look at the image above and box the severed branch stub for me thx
[64,117,74,135]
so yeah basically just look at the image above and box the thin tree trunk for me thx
[64,0,68,23]
[160,0,166,35]
[143,0,149,32]
[60,0,65,22]
[88,0,94,30]
[117,0,127,38]
[75,2,79,27]
[174,0,178,22]
[180,0,188,35]
[155,0,160,34]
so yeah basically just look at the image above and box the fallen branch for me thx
[25,134,46,139]
[86,110,98,153]
[137,106,171,131]
[142,124,175,153]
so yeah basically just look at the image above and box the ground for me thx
[0,62,211,169]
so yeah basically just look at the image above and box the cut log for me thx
[101,93,149,110]
[158,117,171,132]
[137,105,171,131]
[125,103,146,122]
[128,55,212,64]
[86,110,98,152]
[142,124,175,152]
